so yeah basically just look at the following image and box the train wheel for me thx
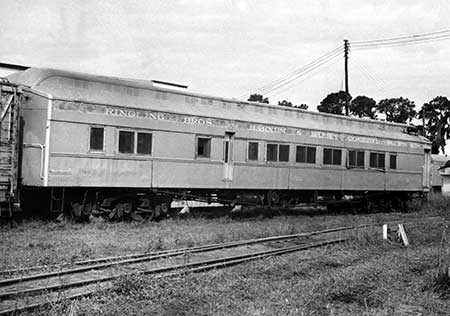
[267,191,280,206]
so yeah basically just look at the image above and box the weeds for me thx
[6,197,450,315]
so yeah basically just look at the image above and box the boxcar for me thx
[0,68,431,217]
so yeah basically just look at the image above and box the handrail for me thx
[23,143,45,180]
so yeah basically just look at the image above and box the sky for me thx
[0,0,449,110]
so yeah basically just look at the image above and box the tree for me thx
[317,91,351,115]
[376,97,416,124]
[248,94,269,104]
[349,95,377,119]
[277,100,308,110]
[278,100,293,107]
[417,96,450,154]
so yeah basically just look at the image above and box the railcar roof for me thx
[7,67,429,144]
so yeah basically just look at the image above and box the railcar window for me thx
[119,131,134,154]
[197,137,211,158]
[279,145,290,162]
[348,150,364,168]
[90,127,104,151]
[248,142,259,161]
[267,144,278,162]
[390,154,397,169]
[296,146,316,163]
[324,148,342,165]
[137,132,152,155]
[370,152,385,169]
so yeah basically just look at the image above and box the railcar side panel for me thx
[151,161,223,188]
[341,170,385,191]
[232,164,289,189]
[385,172,423,191]
[21,93,49,186]
[48,156,153,187]
[287,166,340,190]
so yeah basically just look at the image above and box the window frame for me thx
[369,151,386,169]
[389,153,397,170]
[266,143,290,163]
[117,129,135,155]
[279,144,290,162]
[89,126,105,152]
[295,145,316,164]
[116,129,153,156]
[136,131,153,156]
[348,149,365,168]
[247,141,259,161]
[323,147,342,166]
[266,143,278,162]
[196,136,212,159]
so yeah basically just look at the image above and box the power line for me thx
[239,45,343,98]
[352,29,450,45]
[242,46,343,97]
[266,57,342,99]
[259,52,342,95]
[352,32,450,50]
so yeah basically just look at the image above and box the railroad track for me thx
[0,217,443,315]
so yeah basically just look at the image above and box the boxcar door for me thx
[223,132,234,181]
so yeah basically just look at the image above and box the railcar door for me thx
[423,149,431,191]
[223,132,234,181]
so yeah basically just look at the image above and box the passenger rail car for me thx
[0,68,431,218]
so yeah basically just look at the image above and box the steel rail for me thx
[0,216,443,279]
[0,224,368,287]
[0,217,444,315]
[0,237,346,308]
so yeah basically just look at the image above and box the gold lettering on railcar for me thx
[55,103,423,150]
[310,131,339,140]
[248,124,286,134]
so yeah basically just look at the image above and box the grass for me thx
[2,194,450,315]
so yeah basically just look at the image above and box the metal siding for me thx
[386,172,422,191]
[13,69,428,147]
[233,165,289,189]
[152,161,223,188]
[341,169,385,191]
[154,132,194,159]
[21,94,48,186]
[51,122,88,154]
[12,68,431,194]
[48,156,152,187]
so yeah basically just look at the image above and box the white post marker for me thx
[382,224,388,240]
[397,224,409,246]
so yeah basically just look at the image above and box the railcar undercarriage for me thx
[15,186,422,222]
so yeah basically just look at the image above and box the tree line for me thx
[247,92,450,154]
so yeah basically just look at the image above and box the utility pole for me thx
[344,39,349,116]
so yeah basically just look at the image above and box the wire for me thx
[352,32,450,50]
[352,61,393,96]
[265,55,343,95]
[239,45,344,98]
[352,29,450,45]
[260,52,343,95]
[266,57,342,99]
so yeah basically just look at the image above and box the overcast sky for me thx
[1,0,449,109]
